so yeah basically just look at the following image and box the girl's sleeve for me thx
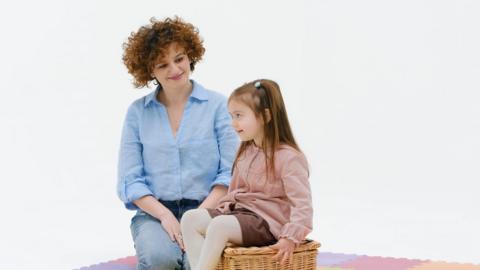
[117,101,153,210]
[278,152,313,243]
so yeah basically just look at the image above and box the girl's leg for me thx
[180,209,213,269]
[195,215,243,270]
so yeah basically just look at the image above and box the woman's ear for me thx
[264,108,271,123]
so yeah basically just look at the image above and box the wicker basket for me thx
[215,240,320,270]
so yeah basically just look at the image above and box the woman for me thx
[118,17,238,270]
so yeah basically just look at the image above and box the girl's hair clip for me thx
[254,81,262,90]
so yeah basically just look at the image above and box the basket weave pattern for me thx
[215,240,320,270]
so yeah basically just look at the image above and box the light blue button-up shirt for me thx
[117,80,239,210]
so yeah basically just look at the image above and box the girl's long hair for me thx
[229,79,300,179]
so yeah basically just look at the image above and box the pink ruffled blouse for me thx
[215,144,313,244]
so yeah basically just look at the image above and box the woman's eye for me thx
[175,57,184,63]
[156,64,167,69]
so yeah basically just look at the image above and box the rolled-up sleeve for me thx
[279,153,313,243]
[210,98,239,189]
[117,101,153,210]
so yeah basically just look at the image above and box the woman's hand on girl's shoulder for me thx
[269,238,295,265]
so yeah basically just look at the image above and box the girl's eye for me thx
[175,57,184,63]
[156,64,167,69]
[235,114,241,119]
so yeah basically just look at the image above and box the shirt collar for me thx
[144,79,208,107]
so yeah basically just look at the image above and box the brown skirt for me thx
[207,206,277,247]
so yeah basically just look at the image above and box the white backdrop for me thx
[0,0,479,269]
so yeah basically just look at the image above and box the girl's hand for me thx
[159,212,185,250]
[269,238,295,265]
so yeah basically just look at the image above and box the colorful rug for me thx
[76,252,480,270]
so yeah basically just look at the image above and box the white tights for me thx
[181,209,243,270]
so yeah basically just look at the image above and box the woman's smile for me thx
[169,72,184,80]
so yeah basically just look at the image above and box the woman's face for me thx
[152,43,191,90]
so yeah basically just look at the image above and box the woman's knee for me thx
[132,217,181,270]
[137,248,179,270]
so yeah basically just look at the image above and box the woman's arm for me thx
[209,98,239,188]
[134,195,171,220]
[197,97,238,209]
[117,101,154,210]
[198,185,228,209]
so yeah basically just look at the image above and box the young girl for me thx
[180,79,313,270]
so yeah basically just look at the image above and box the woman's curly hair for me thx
[122,16,205,88]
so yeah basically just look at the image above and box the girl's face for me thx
[151,42,191,90]
[228,99,265,146]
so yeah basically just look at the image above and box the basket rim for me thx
[222,240,320,256]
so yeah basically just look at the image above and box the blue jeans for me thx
[130,199,200,270]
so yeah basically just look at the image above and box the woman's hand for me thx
[133,195,185,250]
[269,238,296,265]
[159,211,185,250]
